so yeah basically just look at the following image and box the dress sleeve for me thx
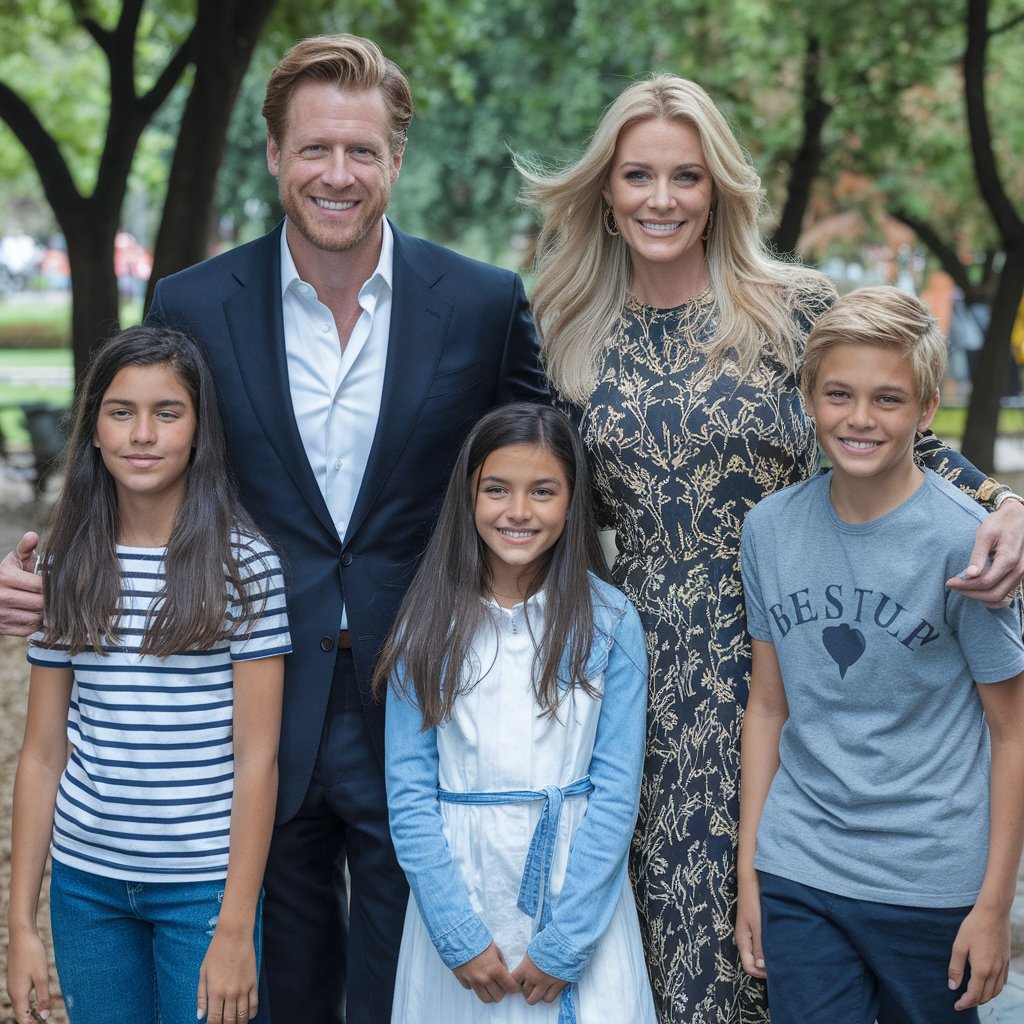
[526,599,648,981]
[913,430,990,499]
[385,682,493,969]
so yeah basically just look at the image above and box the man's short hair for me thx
[263,33,413,154]
[801,286,947,407]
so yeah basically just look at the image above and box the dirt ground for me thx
[0,476,65,1024]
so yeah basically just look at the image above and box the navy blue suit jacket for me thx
[150,221,548,821]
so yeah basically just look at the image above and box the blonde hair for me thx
[263,34,413,154]
[517,75,834,404]
[800,286,947,407]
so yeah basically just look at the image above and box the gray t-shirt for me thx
[741,469,1024,907]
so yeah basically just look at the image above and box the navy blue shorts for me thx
[758,870,979,1024]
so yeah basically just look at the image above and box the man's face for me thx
[267,80,402,260]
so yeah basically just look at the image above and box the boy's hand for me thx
[735,872,767,979]
[6,927,52,1022]
[510,953,568,1005]
[947,904,1010,1010]
[947,500,1024,607]
[452,943,519,1004]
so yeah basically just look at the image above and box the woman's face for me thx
[602,118,714,284]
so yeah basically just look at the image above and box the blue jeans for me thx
[49,859,262,1024]
[759,871,978,1024]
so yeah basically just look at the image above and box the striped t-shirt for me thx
[28,535,291,883]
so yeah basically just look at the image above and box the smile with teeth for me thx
[313,197,356,211]
[498,528,539,539]
[640,221,682,232]
[840,438,881,450]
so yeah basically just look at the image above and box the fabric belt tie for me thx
[438,774,594,1024]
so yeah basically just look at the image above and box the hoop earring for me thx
[604,206,620,237]
[701,207,714,242]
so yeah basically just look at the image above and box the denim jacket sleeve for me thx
[527,587,649,982]
[385,681,493,969]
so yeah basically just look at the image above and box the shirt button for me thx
[334,459,343,470]
[320,636,335,652]
[320,323,330,333]
[341,552,353,567]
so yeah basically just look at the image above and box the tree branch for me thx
[989,11,1024,36]
[964,0,1024,245]
[139,27,197,119]
[889,207,971,292]
[0,80,83,222]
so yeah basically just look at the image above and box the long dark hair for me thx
[373,402,608,727]
[41,324,269,657]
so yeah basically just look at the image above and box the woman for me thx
[518,75,1024,1024]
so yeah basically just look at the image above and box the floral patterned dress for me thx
[572,284,832,1024]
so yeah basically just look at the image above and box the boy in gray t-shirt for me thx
[737,286,1024,1024]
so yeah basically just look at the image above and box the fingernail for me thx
[39,1013,50,1021]
[948,979,957,990]
[756,958,765,968]
[197,1011,204,1020]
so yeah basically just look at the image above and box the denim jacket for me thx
[384,575,649,982]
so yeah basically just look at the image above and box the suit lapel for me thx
[221,226,337,539]
[345,224,453,543]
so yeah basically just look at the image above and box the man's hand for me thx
[0,533,43,636]
[946,501,1024,607]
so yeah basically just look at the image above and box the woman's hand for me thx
[197,926,257,1022]
[510,952,568,1005]
[452,943,519,1004]
[947,500,1024,607]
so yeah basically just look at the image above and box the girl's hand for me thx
[196,926,257,1022]
[510,952,568,1005]
[735,871,767,979]
[947,904,1010,1010]
[7,927,52,1022]
[452,942,519,1004]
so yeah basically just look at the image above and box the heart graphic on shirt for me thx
[821,624,866,680]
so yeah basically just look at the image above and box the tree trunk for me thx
[961,248,1024,473]
[65,222,122,377]
[770,34,833,258]
[145,0,277,310]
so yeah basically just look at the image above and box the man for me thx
[2,34,545,1024]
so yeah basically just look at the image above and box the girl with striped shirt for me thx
[6,325,290,1024]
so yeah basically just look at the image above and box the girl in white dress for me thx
[375,403,657,1023]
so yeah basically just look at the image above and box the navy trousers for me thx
[259,648,408,1024]
[759,871,979,1024]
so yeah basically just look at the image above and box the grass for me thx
[0,347,73,446]
[931,406,1024,439]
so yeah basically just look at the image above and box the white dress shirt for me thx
[280,220,394,627]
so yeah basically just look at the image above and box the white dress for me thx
[390,594,657,1023]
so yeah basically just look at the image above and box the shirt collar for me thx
[279,217,394,299]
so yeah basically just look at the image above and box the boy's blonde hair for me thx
[800,286,947,407]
